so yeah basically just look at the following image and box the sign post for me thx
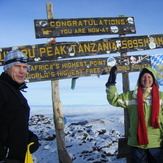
[117,15,131,162]
[46,2,72,163]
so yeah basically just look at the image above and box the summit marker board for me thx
[34,17,136,38]
[1,34,163,63]
[26,55,151,82]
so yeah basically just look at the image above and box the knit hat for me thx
[3,50,28,71]
[138,68,155,86]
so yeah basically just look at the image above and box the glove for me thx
[105,66,117,87]
[29,140,40,154]
[28,131,40,153]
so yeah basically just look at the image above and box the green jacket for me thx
[106,67,163,149]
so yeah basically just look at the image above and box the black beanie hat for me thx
[138,68,155,86]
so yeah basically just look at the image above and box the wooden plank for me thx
[26,55,151,82]
[1,34,163,63]
[34,17,136,38]
[0,34,163,65]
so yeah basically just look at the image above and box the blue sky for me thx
[0,0,163,106]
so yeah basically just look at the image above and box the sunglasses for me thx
[4,57,28,65]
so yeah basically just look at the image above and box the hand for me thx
[105,66,117,87]
[29,141,40,154]
[28,131,40,153]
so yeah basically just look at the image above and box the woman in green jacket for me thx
[106,66,163,163]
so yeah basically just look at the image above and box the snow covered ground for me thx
[29,105,126,163]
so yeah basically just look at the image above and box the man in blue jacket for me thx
[0,50,39,163]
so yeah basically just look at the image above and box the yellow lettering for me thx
[91,43,96,52]
[50,21,55,27]
[117,65,130,71]
[72,20,77,26]
[48,18,126,28]
[99,20,104,25]
[47,47,53,56]
[39,48,46,57]
[71,45,77,53]
[128,40,133,48]
[101,27,109,32]
[88,28,100,33]
[54,46,60,55]
[112,42,118,50]
[103,42,110,51]
[78,44,84,53]
[143,38,149,46]
[60,46,66,54]
[83,43,91,52]
[155,37,163,45]
[43,30,51,35]
[138,39,143,47]
[85,68,101,74]
[74,28,86,33]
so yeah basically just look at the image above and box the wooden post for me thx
[118,15,130,136]
[121,54,130,136]
[117,15,131,162]
[46,2,72,163]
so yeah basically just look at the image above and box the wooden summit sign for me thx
[34,17,136,38]
[0,34,163,63]
[26,55,151,82]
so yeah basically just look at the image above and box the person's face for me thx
[140,73,154,88]
[6,63,28,84]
